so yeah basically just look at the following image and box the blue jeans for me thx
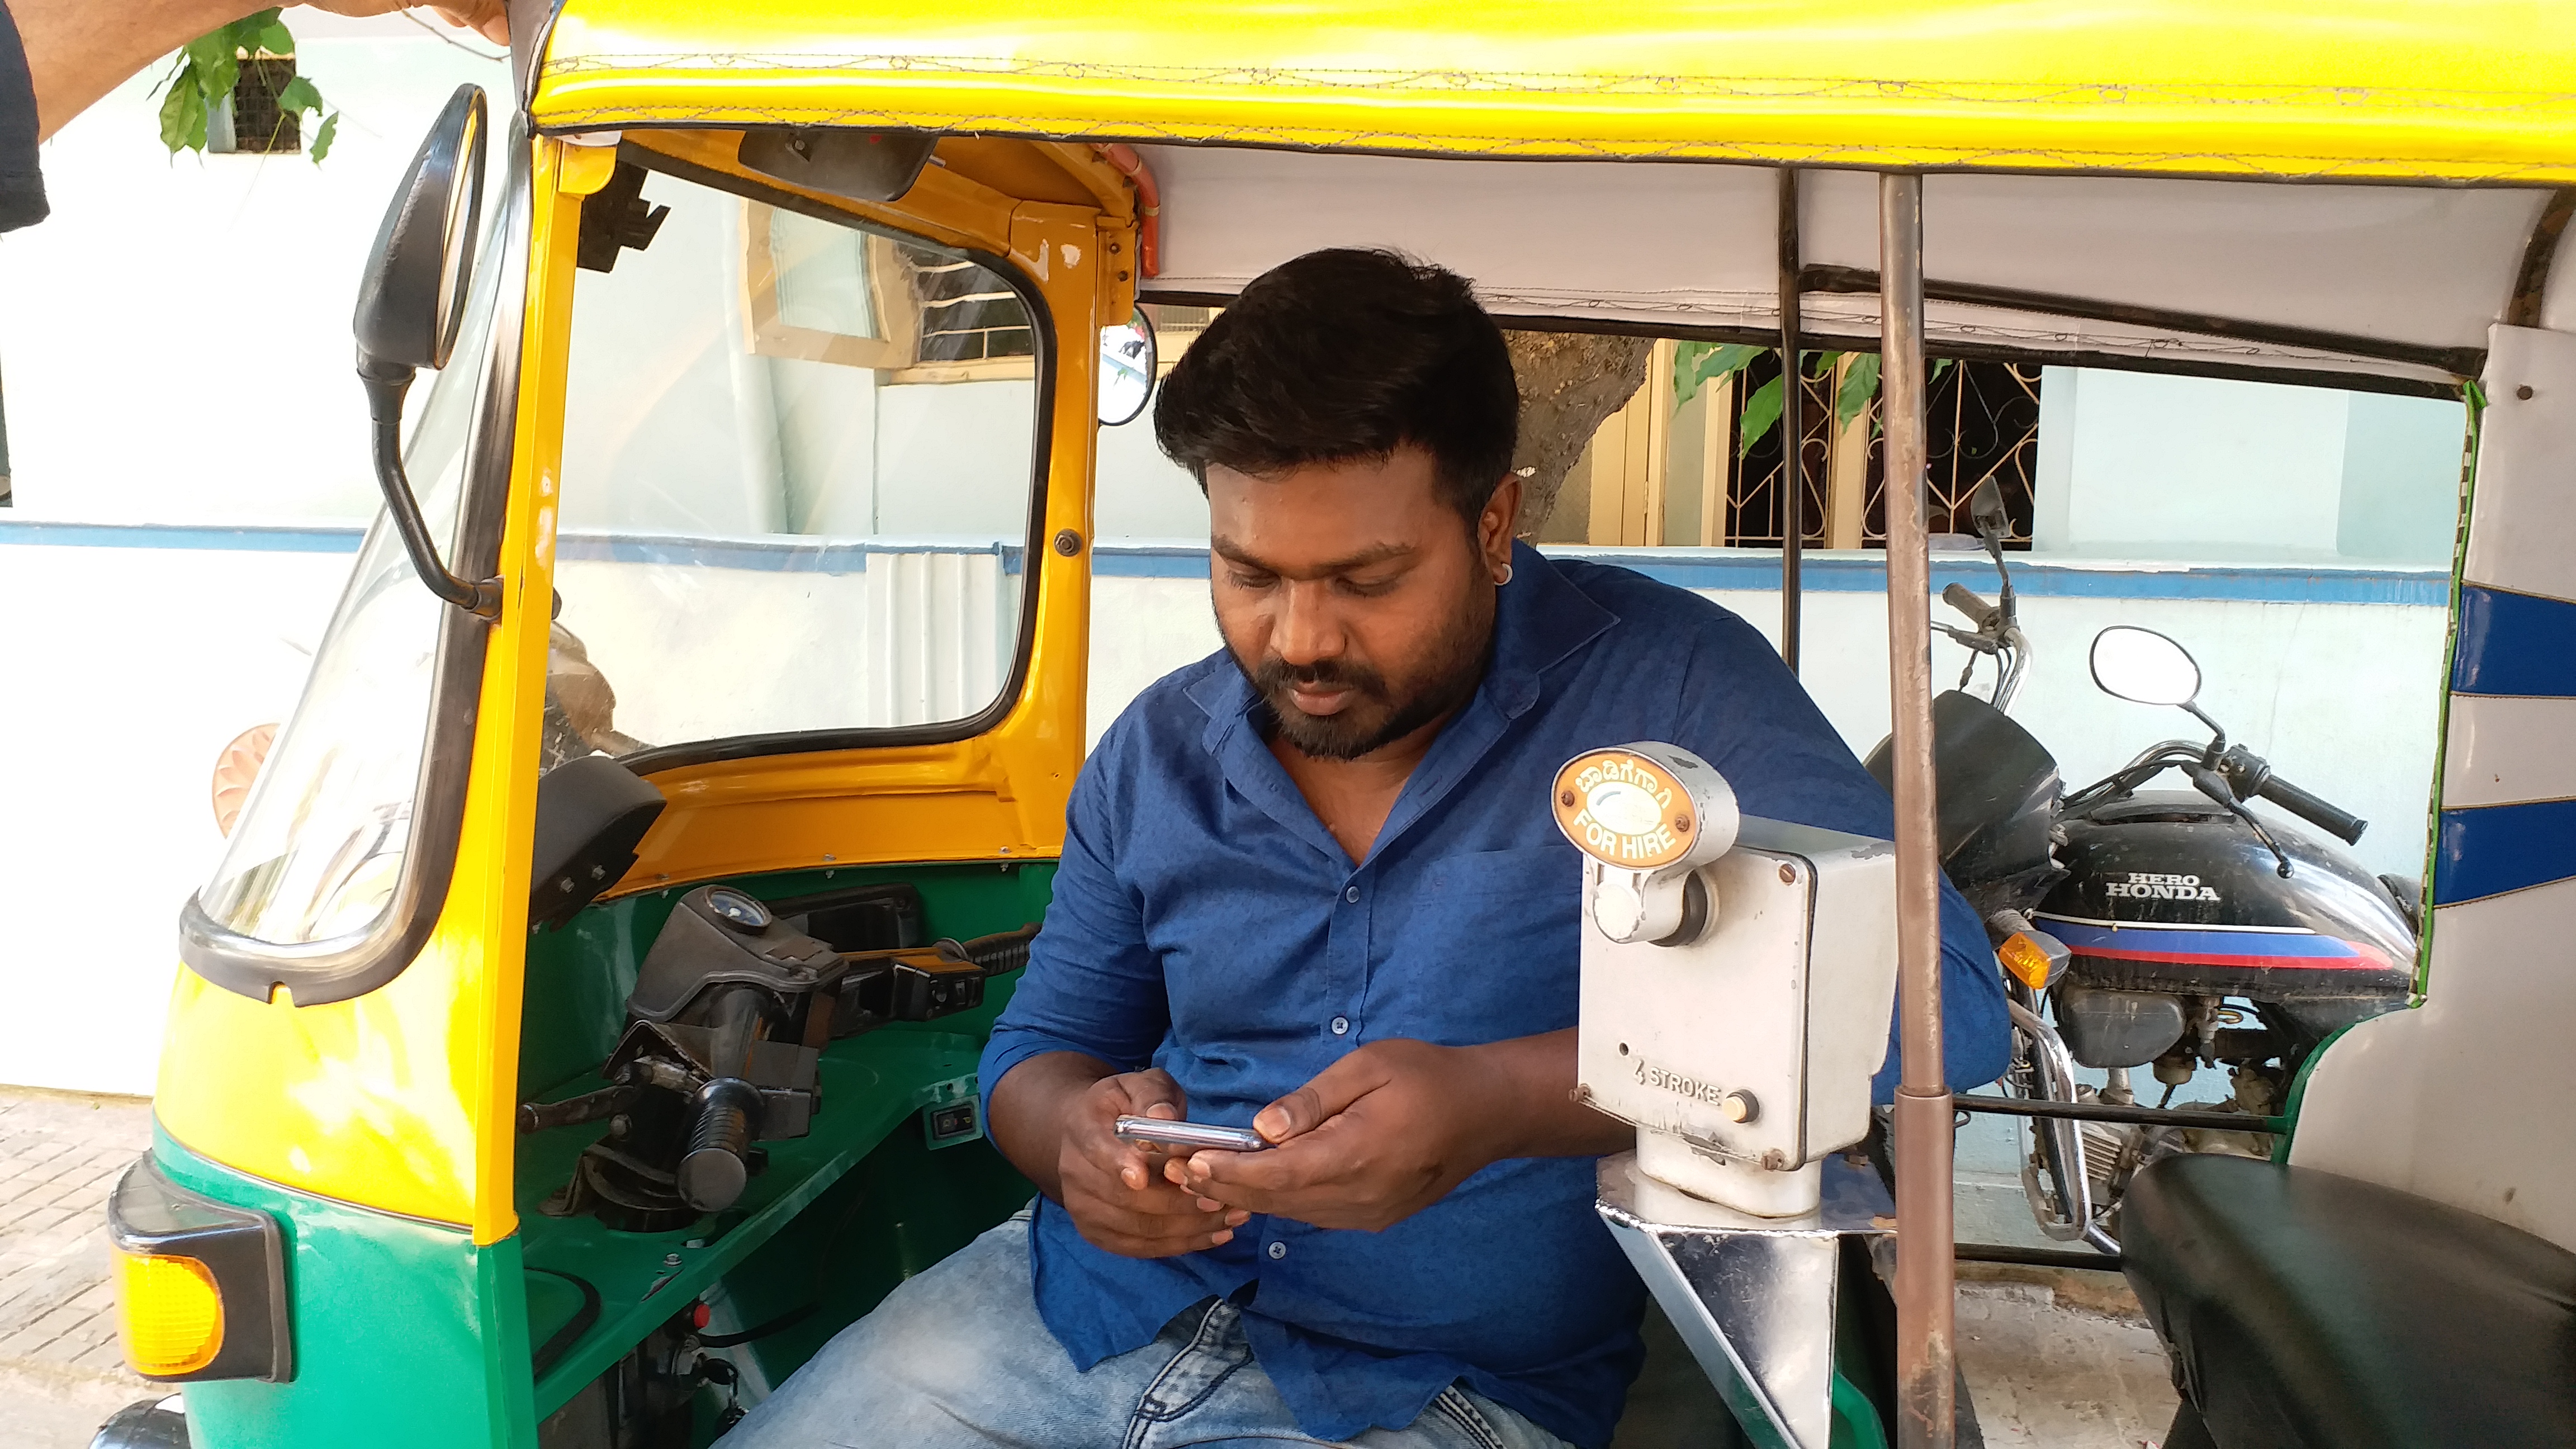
[715,1210,1573,1449]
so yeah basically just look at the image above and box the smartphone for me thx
[1114,1115,1270,1154]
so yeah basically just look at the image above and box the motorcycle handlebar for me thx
[1942,582,1999,630]
[2217,744,2367,845]
[2256,773,2368,846]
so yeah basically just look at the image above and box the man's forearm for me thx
[986,1050,1116,1202]
[1462,1027,1632,1162]
[22,0,255,138]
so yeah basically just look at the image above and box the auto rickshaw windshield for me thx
[193,187,512,950]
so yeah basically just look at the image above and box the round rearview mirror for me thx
[2090,626,2201,708]
[353,84,488,373]
[1097,309,1157,427]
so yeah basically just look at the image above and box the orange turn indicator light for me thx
[114,1251,225,1377]
[1999,931,2056,991]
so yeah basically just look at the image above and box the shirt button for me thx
[1344,886,1361,903]
[1267,1240,1288,1261]
[1330,1016,1351,1036]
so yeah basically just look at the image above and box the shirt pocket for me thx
[1385,843,1586,1034]
[1423,844,1580,906]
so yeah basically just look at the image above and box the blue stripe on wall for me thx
[0,520,364,553]
[2435,797,2576,906]
[2451,584,2576,697]
[0,522,2448,607]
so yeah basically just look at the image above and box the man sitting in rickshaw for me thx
[721,249,2009,1449]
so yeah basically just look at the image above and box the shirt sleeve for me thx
[0,0,49,234]
[1669,609,2012,1099]
[978,731,1173,1120]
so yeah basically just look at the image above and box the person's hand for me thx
[1169,1040,1509,1232]
[1056,1068,1250,1258]
[307,2,511,46]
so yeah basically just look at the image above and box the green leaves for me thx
[1736,375,1785,458]
[1667,342,1911,458]
[157,69,207,154]
[273,74,339,163]
[1673,340,1763,407]
[1835,352,1880,433]
[154,8,339,165]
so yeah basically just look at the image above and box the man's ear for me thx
[1480,475,1523,575]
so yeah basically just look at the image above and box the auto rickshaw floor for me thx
[0,1085,2179,1449]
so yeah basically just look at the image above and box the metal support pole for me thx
[1778,167,1804,671]
[1878,172,1956,1449]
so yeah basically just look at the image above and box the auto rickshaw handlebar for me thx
[676,1077,763,1214]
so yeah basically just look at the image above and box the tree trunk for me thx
[1506,330,1655,539]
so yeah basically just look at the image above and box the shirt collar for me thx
[1182,540,1617,749]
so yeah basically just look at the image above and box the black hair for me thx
[1152,248,1518,523]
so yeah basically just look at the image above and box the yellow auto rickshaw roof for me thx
[533,0,2576,184]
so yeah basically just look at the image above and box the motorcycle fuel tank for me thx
[2037,791,2414,1008]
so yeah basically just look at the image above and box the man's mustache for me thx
[1251,654,1388,700]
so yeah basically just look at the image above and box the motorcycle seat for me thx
[2120,1153,2576,1449]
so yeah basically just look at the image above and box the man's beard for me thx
[1235,587,1495,763]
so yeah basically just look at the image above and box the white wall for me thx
[0,538,357,1094]
[1095,415,1208,538]
[2033,368,2464,565]
[3,23,509,524]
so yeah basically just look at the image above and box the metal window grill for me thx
[904,248,1034,363]
[229,58,300,155]
[1723,356,2040,548]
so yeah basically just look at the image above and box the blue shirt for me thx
[980,543,2009,1448]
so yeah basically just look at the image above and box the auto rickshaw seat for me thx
[2120,1153,2576,1449]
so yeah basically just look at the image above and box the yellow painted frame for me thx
[154,139,594,1239]
[154,130,1135,1244]
[532,0,2576,185]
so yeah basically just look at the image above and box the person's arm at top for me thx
[16,0,506,142]
[978,752,1247,1259]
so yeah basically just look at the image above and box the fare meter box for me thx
[1555,745,1900,1216]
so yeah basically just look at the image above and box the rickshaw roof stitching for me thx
[531,1,2576,183]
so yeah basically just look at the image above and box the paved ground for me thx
[1959,1270,2179,1449]
[0,1087,2176,1449]
[0,1090,154,1449]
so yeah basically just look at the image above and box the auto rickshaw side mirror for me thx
[1097,309,1158,426]
[352,83,503,619]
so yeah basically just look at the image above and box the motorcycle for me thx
[1867,481,2418,1252]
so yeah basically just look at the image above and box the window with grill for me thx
[212,56,301,155]
[1530,339,2040,550]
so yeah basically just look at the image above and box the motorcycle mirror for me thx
[1097,309,1157,426]
[2090,626,2202,708]
[1968,477,2011,556]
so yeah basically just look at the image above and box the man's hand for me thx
[1173,1033,1631,1233]
[987,1052,1248,1260]
[314,2,510,45]
[1171,1040,1498,1231]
